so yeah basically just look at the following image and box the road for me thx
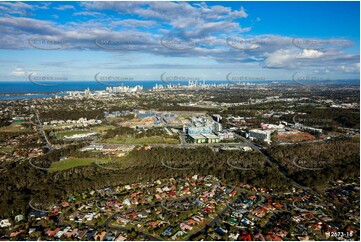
[188,186,271,240]
[93,141,251,149]
[244,139,314,193]
[58,128,340,239]
[58,205,161,241]
[244,139,337,208]
[179,134,187,146]
[32,108,53,151]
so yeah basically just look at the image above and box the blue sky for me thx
[0,1,359,82]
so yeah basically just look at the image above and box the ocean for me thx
[0,80,259,101]
[0,81,165,94]
[0,79,358,101]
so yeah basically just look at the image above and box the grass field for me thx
[0,123,30,133]
[103,135,179,144]
[55,130,91,139]
[0,147,13,152]
[351,135,360,141]
[49,157,112,172]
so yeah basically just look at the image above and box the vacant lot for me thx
[55,130,92,138]
[92,125,117,133]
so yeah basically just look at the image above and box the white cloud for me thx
[264,49,299,68]
[73,11,104,17]
[54,5,75,11]
[111,19,158,29]
[338,63,360,73]
[11,67,28,76]
[0,2,358,79]
[298,49,324,58]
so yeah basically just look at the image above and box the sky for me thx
[0,1,359,82]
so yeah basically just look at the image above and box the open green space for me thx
[43,123,76,131]
[49,157,113,172]
[0,123,30,133]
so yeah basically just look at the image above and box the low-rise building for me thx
[202,133,220,143]
[241,146,252,152]
[189,134,207,143]
[217,130,235,140]
[0,219,11,228]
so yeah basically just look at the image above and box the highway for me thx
[244,139,314,193]
[93,141,251,149]
[32,108,53,151]
[243,139,336,208]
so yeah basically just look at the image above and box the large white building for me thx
[249,129,272,144]
[183,116,222,135]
